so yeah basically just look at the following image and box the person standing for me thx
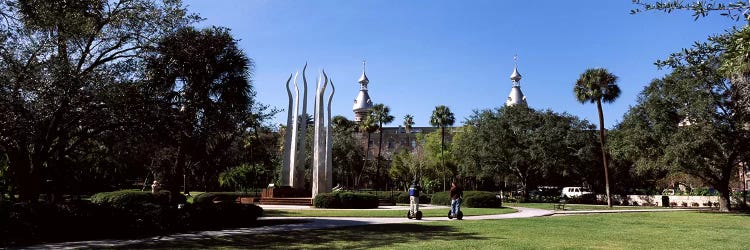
[449,181,463,219]
[409,180,422,216]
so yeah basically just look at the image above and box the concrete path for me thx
[23,206,700,249]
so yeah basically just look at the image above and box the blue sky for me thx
[183,0,738,128]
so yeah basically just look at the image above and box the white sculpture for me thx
[281,64,334,198]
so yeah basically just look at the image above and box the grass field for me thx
[264,207,515,217]
[119,211,750,249]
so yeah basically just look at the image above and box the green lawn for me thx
[264,207,515,217]
[119,211,750,249]
[511,202,678,211]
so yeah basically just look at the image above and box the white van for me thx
[561,187,592,198]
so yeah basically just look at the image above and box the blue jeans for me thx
[451,198,462,215]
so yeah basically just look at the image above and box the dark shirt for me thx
[409,184,421,196]
[450,186,463,200]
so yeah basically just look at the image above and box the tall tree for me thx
[331,116,364,188]
[430,105,455,190]
[613,40,748,212]
[454,106,598,199]
[146,26,257,195]
[573,68,621,207]
[632,1,750,114]
[0,0,196,200]
[370,103,394,187]
[357,113,379,188]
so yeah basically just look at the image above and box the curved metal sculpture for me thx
[281,73,294,186]
[281,64,334,198]
[325,80,335,191]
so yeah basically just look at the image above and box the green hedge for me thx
[313,193,340,208]
[90,190,184,208]
[313,192,378,209]
[192,192,249,205]
[463,192,502,208]
[431,192,451,206]
[430,191,501,208]
[367,191,431,204]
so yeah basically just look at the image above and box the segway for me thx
[448,198,463,220]
[407,209,423,220]
[448,210,463,220]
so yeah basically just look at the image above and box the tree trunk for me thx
[9,149,41,201]
[170,145,186,198]
[441,126,446,192]
[718,187,731,212]
[376,124,384,188]
[358,132,372,188]
[596,100,612,207]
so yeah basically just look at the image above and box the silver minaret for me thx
[505,55,527,107]
[353,60,373,122]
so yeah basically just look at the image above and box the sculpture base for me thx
[261,186,310,198]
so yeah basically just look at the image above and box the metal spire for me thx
[358,59,369,84]
[510,54,522,83]
[353,59,373,122]
[506,54,526,107]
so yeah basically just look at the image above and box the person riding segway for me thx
[448,181,464,220]
[407,180,423,220]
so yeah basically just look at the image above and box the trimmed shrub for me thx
[339,192,378,209]
[90,190,156,207]
[431,192,451,206]
[366,191,432,204]
[90,190,183,208]
[566,193,596,204]
[313,192,340,208]
[192,192,246,205]
[431,191,501,208]
[463,192,502,208]
[313,192,378,209]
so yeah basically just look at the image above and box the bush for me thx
[313,192,378,209]
[339,192,378,209]
[313,193,340,208]
[431,192,451,206]
[463,192,502,208]
[0,198,264,247]
[566,194,597,204]
[366,191,431,204]
[430,191,501,208]
[90,190,183,208]
[192,192,246,205]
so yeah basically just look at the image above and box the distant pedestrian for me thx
[449,181,463,219]
[409,180,422,216]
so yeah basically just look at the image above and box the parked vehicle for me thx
[561,187,592,198]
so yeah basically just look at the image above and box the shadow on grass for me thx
[17,219,308,249]
[115,222,481,249]
[263,210,294,216]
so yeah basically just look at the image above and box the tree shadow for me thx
[115,222,481,249]
[263,210,294,216]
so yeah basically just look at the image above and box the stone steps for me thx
[260,197,313,206]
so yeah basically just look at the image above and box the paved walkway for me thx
[24,206,700,249]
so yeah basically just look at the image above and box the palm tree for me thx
[149,27,254,196]
[403,114,415,179]
[403,114,415,141]
[430,105,455,191]
[358,113,379,188]
[573,68,621,207]
[371,103,394,187]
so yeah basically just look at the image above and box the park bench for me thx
[554,199,567,210]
